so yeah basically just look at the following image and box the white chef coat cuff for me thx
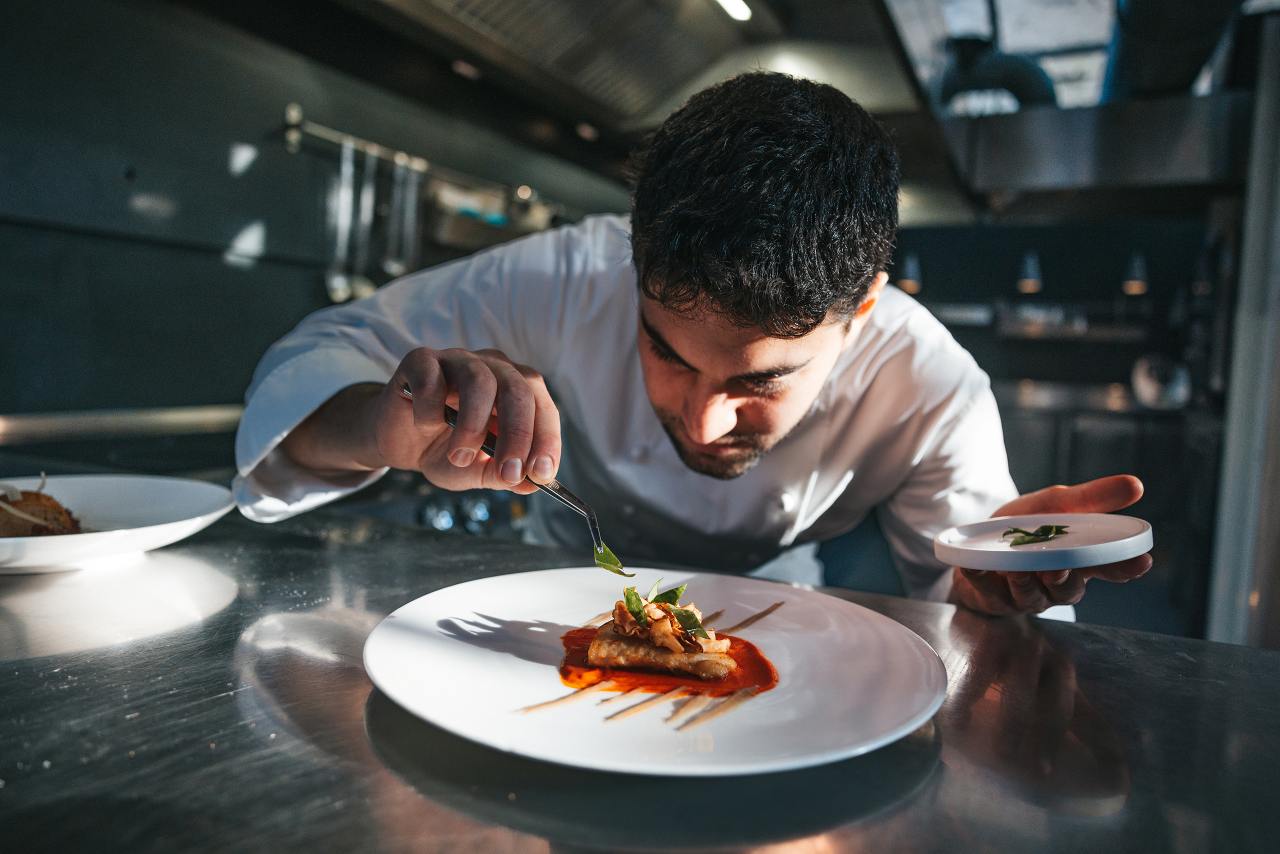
[234,347,392,523]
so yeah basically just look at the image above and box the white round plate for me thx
[0,475,233,572]
[363,567,947,777]
[934,513,1152,572]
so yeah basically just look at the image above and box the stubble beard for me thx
[654,410,777,480]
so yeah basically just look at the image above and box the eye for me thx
[738,377,785,397]
[648,339,686,367]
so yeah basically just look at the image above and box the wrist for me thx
[348,383,391,471]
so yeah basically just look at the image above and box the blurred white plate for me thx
[363,568,947,777]
[0,475,233,572]
[934,513,1152,572]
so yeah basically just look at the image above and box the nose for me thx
[682,387,739,445]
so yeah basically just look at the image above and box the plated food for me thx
[522,582,780,730]
[591,582,734,678]
[934,513,1152,572]
[0,476,82,537]
[0,474,234,571]
[362,567,949,776]
[1001,524,1069,546]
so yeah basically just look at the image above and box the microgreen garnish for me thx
[1002,524,1069,546]
[650,584,687,606]
[646,578,662,601]
[671,607,710,639]
[623,586,648,626]
[594,542,633,577]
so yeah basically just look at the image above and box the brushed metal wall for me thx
[0,0,629,413]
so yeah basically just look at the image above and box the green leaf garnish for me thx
[645,577,663,602]
[1002,525,1069,546]
[594,542,633,577]
[671,607,709,639]
[623,586,648,626]
[650,584,687,606]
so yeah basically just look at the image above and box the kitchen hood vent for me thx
[356,0,768,122]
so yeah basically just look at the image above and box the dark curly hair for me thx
[629,72,900,338]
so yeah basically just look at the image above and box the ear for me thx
[853,272,888,319]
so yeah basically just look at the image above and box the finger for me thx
[1082,553,1153,583]
[519,367,562,484]
[1005,572,1052,613]
[1040,569,1087,606]
[956,568,1021,616]
[436,350,497,468]
[998,475,1144,516]
[395,349,447,437]
[486,357,537,485]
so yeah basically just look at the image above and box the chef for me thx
[235,72,1150,616]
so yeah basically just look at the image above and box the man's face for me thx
[637,276,884,479]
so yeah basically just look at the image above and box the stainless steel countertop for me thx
[2,510,1279,853]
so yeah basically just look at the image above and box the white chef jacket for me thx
[235,214,1019,601]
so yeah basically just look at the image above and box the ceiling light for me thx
[1016,250,1042,295]
[1122,251,1148,296]
[713,0,752,22]
[897,253,923,295]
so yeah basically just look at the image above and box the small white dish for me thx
[933,513,1152,572]
[363,567,947,777]
[0,475,233,572]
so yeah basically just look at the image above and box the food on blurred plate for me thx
[1001,524,1069,546]
[589,582,735,680]
[0,476,82,537]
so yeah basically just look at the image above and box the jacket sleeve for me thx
[876,382,1019,600]
[232,216,615,522]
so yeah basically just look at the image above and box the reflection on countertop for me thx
[0,551,238,661]
[2,510,1279,852]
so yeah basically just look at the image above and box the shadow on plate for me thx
[365,689,942,851]
[434,612,580,667]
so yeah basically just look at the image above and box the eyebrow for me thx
[639,312,811,383]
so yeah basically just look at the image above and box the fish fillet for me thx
[587,621,736,680]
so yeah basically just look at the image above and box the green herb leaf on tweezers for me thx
[650,584,687,606]
[623,586,648,626]
[1001,524,1070,546]
[671,607,710,639]
[594,542,634,577]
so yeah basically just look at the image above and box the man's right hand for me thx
[283,347,561,495]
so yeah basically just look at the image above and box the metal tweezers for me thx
[399,383,606,554]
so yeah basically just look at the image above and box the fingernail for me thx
[500,458,523,484]
[531,455,554,480]
[1047,571,1071,587]
[449,448,476,467]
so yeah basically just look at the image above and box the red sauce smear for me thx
[559,627,779,697]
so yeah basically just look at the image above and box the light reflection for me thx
[228,142,259,176]
[127,192,177,219]
[769,49,825,82]
[713,0,753,22]
[222,220,266,268]
[0,552,238,661]
[939,609,1130,819]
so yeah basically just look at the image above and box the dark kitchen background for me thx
[2,0,1278,643]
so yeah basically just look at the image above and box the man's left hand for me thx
[948,475,1153,616]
